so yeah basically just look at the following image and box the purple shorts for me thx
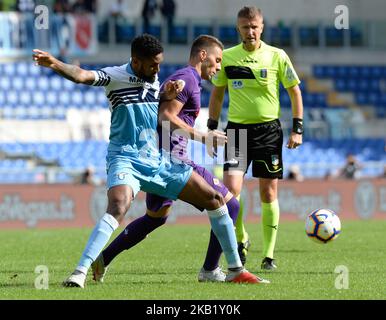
[146,163,229,212]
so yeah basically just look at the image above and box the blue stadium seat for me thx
[169,25,188,44]
[144,25,161,38]
[16,61,29,76]
[116,23,136,43]
[59,92,71,105]
[219,25,239,44]
[0,90,5,105]
[71,91,83,105]
[371,66,384,78]
[46,91,58,106]
[19,91,32,106]
[280,92,291,106]
[28,63,41,76]
[0,76,11,91]
[37,76,50,91]
[25,77,36,91]
[96,91,107,105]
[348,66,360,78]
[270,26,292,47]
[355,92,368,105]
[325,27,344,46]
[6,90,19,105]
[50,77,62,90]
[336,66,350,78]
[84,91,97,106]
[63,79,76,91]
[313,65,327,78]
[32,91,45,105]
[4,63,16,76]
[194,25,213,38]
[350,26,364,46]
[368,92,381,105]
[12,76,24,90]
[26,105,41,119]
[299,26,318,46]
[335,79,347,91]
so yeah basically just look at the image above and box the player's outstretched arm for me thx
[32,49,95,85]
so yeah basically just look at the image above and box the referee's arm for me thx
[208,85,227,129]
[286,84,304,149]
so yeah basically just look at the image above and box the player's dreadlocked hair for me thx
[131,34,164,60]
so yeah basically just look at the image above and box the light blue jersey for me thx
[91,63,193,199]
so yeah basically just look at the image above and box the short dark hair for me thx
[237,6,263,20]
[131,34,163,60]
[190,35,224,58]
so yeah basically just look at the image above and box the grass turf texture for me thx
[1,220,385,300]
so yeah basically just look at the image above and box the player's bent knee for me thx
[206,190,225,210]
[108,195,131,219]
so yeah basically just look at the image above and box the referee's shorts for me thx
[223,119,284,179]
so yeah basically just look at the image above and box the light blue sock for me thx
[207,205,242,269]
[76,213,119,274]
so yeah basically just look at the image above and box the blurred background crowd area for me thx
[0,0,385,185]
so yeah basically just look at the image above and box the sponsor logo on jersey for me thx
[242,58,258,63]
[128,76,145,84]
[260,69,267,78]
[232,80,243,89]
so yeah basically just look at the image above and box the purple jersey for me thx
[159,66,201,164]
[147,66,229,212]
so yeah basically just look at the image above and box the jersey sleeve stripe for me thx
[92,70,111,86]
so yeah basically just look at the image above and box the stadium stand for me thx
[0,1,385,184]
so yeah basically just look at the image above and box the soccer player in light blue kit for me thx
[92,35,267,284]
[32,34,263,288]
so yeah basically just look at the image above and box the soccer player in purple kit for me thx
[91,35,269,284]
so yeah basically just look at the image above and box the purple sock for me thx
[102,214,167,266]
[203,196,240,271]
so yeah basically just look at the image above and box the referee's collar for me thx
[240,40,265,53]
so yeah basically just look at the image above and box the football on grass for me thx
[305,209,341,244]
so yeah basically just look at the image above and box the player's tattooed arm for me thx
[32,49,95,85]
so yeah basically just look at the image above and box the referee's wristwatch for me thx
[292,118,304,134]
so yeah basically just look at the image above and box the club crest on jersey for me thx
[260,69,267,78]
[271,155,279,166]
[286,66,295,81]
[232,80,243,89]
[117,173,128,180]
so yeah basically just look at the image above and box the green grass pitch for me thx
[1,220,385,300]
